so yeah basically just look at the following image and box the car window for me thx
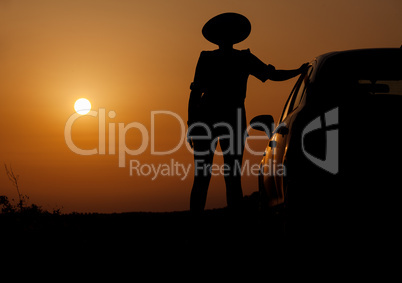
[317,50,401,97]
[291,67,313,110]
[356,79,402,96]
[280,67,312,122]
[280,81,300,122]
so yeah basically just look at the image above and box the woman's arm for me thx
[187,83,202,126]
[187,85,202,149]
[188,52,206,126]
[268,63,309,81]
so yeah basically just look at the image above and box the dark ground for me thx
[1,191,397,270]
[1,193,286,261]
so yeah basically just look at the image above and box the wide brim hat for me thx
[202,13,251,45]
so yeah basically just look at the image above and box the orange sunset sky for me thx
[0,0,401,213]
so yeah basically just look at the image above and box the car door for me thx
[269,66,312,203]
[261,76,301,206]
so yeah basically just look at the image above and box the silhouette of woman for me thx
[188,13,307,214]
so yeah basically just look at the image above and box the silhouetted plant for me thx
[4,164,28,212]
[1,164,62,215]
[52,207,62,215]
[0,195,15,213]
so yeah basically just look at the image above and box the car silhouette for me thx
[250,48,402,243]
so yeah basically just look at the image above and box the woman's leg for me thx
[220,136,245,211]
[190,138,217,214]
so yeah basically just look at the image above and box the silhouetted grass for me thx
[1,164,62,215]
[0,193,281,260]
[1,164,281,259]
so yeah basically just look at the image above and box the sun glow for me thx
[74,98,91,115]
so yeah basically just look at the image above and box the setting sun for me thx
[74,98,91,115]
